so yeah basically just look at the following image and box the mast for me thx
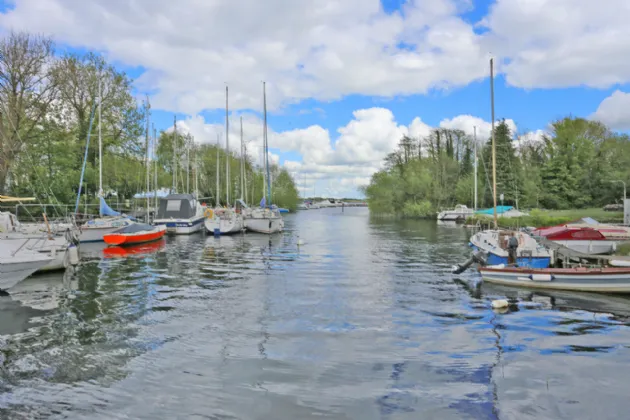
[225,85,230,206]
[473,125,478,211]
[216,133,220,208]
[194,141,199,197]
[153,126,158,212]
[173,116,178,193]
[244,140,248,205]
[263,81,271,208]
[186,140,190,194]
[240,116,244,200]
[145,96,151,223]
[98,78,103,197]
[490,58,498,229]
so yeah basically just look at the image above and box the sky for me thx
[0,0,629,198]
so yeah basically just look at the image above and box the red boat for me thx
[532,226,616,255]
[103,224,166,246]
[103,238,166,258]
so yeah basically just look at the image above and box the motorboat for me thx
[532,226,616,255]
[479,265,630,293]
[469,229,552,269]
[566,217,630,241]
[437,204,474,222]
[153,193,205,234]
[103,238,166,258]
[103,223,166,246]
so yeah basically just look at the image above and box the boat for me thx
[567,217,630,241]
[437,204,474,221]
[297,202,308,210]
[479,265,630,293]
[278,208,289,213]
[153,193,205,234]
[475,205,529,218]
[532,225,616,255]
[103,223,166,246]
[0,243,54,290]
[103,238,166,258]
[470,229,552,268]
[244,81,284,235]
[0,210,79,272]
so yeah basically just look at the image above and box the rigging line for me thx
[0,101,67,219]
[74,101,98,214]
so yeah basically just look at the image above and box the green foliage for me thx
[366,116,630,218]
[401,200,433,218]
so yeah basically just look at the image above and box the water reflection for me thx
[0,210,629,418]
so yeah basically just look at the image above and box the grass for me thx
[466,207,624,229]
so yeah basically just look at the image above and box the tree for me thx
[0,32,56,193]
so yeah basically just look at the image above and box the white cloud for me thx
[591,90,630,130]
[439,114,517,143]
[482,0,630,88]
[0,0,489,114]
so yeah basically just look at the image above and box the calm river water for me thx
[1,207,630,419]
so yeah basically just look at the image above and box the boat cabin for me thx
[156,194,199,220]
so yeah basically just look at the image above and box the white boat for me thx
[532,225,616,255]
[437,204,474,221]
[246,207,284,234]
[153,193,205,234]
[0,243,53,290]
[479,266,630,293]
[245,82,285,235]
[218,207,244,234]
[470,229,552,269]
[0,211,78,272]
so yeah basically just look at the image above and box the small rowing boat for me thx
[103,238,166,257]
[103,224,166,246]
[479,265,630,293]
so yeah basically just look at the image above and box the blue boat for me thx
[469,230,552,269]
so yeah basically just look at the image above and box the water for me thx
[1,208,630,419]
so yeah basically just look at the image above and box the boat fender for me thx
[491,299,509,309]
[68,244,80,266]
[529,273,553,282]
[204,208,214,219]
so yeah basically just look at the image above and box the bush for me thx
[401,200,433,218]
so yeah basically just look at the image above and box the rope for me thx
[74,101,98,214]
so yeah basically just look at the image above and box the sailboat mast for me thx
[98,78,103,196]
[186,141,190,194]
[173,116,178,193]
[263,81,271,208]
[240,116,244,200]
[194,142,199,197]
[216,133,220,208]
[490,58,498,229]
[473,125,478,212]
[153,126,158,212]
[145,96,151,223]
[225,85,230,206]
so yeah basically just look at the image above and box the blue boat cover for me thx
[259,196,266,208]
[100,196,121,217]
[475,206,513,215]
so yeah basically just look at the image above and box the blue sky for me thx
[1,0,629,198]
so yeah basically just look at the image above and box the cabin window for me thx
[166,200,182,211]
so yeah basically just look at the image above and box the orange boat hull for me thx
[104,225,167,246]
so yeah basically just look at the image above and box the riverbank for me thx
[465,208,623,229]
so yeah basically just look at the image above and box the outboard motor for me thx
[451,251,488,274]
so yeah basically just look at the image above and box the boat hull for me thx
[0,253,52,290]
[79,217,133,243]
[470,244,551,269]
[153,216,204,235]
[245,217,284,234]
[103,225,166,246]
[219,214,244,235]
[480,267,630,293]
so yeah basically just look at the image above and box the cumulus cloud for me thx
[591,90,630,130]
[439,114,517,144]
[482,0,630,88]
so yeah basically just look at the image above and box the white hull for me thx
[480,267,630,293]
[220,214,244,234]
[80,217,133,243]
[437,211,474,221]
[204,217,221,234]
[1,235,71,272]
[245,216,284,234]
[0,251,53,290]
[552,240,616,255]
[153,216,205,235]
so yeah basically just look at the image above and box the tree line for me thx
[365,117,630,217]
[0,31,300,212]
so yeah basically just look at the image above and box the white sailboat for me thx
[0,245,53,291]
[245,82,284,234]
[78,79,133,243]
[203,134,222,234]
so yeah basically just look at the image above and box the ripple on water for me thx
[1,212,630,419]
